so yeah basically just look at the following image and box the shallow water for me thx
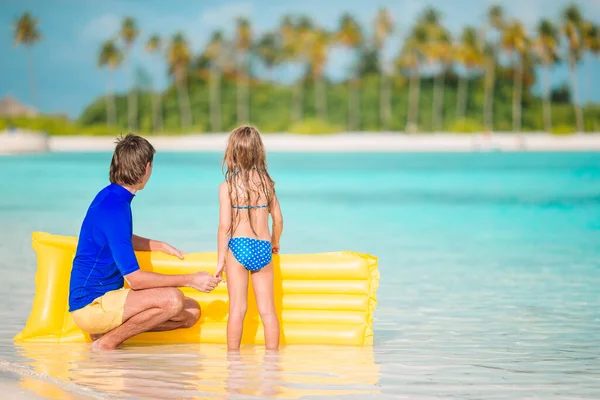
[1,152,600,399]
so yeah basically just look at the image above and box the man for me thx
[69,134,220,350]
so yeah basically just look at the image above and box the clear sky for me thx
[1,0,600,118]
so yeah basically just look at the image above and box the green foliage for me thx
[448,118,484,133]
[76,72,600,134]
[288,119,343,134]
[1,116,78,135]
[551,124,576,134]
[0,116,121,136]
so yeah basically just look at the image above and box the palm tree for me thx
[293,16,316,122]
[308,28,330,121]
[235,17,252,124]
[419,7,448,131]
[374,8,394,130]
[255,31,280,82]
[119,17,139,131]
[337,14,364,130]
[98,40,123,126]
[13,12,42,106]
[204,31,227,132]
[582,21,600,130]
[167,33,192,130]
[432,30,453,131]
[145,34,163,132]
[562,4,585,132]
[483,5,505,132]
[398,24,428,133]
[502,21,529,132]
[279,15,301,123]
[456,26,484,122]
[535,20,560,132]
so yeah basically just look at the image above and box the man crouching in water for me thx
[69,133,220,350]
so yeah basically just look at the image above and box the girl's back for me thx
[228,170,273,241]
[216,125,283,351]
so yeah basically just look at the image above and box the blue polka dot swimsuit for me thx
[228,237,272,271]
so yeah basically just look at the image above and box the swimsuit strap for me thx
[232,205,268,209]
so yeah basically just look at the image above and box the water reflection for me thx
[15,343,380,398]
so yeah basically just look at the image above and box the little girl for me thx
[215,125,283,350]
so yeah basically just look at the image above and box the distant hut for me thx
[0,96,38,118]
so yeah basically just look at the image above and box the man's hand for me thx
[160,242,184,259]
[189,272,221,293]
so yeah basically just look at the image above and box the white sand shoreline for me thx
[49,132,600,152]
[3,131,600,153]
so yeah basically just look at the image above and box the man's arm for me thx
[132,234,184,259]
[103,209,219,292]
[125,270,219,293]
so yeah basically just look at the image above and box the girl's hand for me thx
[272,242,280,254]
[215,263,226,280]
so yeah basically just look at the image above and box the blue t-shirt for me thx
[69,184,140,312]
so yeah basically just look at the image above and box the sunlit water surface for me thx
[0,152,599,399]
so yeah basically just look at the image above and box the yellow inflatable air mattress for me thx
[15,232,379,346]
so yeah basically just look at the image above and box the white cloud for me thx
[82,14,120,43]
[198,2,253,31]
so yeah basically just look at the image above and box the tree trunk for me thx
[176,71,192,130]
[126,56,137,132]
[406,66,420,133]
[438,69,446,130]
[542,65,552,132]
[433,68,445,131]
[569,58,584,132]
[151,90,163,133]
[380,72,391,131]
[292,79,303,123]
[107,69,116,126]
[269,66,276,83]
[209,66,221,132]
[513,56,523,132]
[128,89,137,131]
[348,80,360,131]
[585,57,592,131]
[483,57,495,132]
[315,77,327,121]
[26,48,36,106]
[237,52,249,124]
[457,74,468,121]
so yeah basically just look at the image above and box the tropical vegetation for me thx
[8,5,600,134]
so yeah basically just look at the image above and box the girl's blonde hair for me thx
[223,125,275,236]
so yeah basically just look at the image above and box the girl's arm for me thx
[215,182,232,278]
[270,193,283,254]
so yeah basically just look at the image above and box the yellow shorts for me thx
[71,288,130,335]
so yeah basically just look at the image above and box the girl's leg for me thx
[251,262,280,349]
[226,251,249,351]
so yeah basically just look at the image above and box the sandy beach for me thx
[3,131,600,153]
[50,132,600,153]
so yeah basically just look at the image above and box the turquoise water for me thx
[1,151,600,399]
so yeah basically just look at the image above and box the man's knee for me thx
[161,288,185,316]
[183,298,201,327]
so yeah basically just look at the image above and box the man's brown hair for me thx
[109,133,156,186]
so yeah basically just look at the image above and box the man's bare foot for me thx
[91,336,116,351]
[90,333,103,342]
